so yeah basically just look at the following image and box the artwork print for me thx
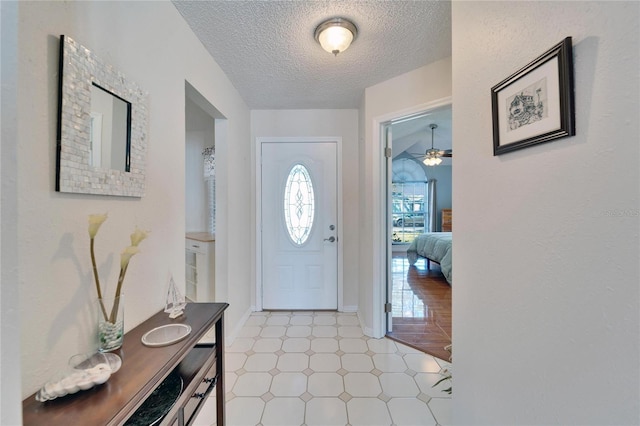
[491,37,575,156]
[507,78,548,132]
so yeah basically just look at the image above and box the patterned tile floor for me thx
[194,311,452,426]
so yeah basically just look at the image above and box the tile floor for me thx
[194,311,452,426]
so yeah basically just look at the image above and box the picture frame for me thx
[491,37,575,156]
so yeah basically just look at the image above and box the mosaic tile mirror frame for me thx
[56,35,148,197]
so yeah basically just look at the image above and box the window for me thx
[284,164,315,245]
[392,181,428,244]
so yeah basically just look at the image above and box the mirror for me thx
[56,35,148,197]
[90,83,131,172]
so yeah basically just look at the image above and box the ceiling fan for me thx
[411,123,452,166]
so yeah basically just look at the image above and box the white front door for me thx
[261,141,338,310]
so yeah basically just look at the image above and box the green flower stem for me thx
[109,263,128,323]
[91,238,108,322]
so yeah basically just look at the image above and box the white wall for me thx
[185,98,214,233]
[1,2,252,413]
[1,2,22,423]
[359,58,452,335]
[251,109,360,310]
[452,2,639,424]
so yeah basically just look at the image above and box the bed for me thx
[407,232,452,284]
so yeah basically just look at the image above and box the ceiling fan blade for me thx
[405,150,451,159]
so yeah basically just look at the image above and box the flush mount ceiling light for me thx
[314,18,358,56]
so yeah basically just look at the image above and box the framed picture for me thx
[492,37,575,156]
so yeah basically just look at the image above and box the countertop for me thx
[186,232,215,242]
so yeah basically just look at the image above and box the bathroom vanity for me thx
[185,233,215,303]
[22,303,228,426]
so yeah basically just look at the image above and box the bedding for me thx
[407,232,452,284]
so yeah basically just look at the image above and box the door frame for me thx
[372,97,452,337]
[255,137,343,312]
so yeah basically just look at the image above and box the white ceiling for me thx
[172,0,452,110]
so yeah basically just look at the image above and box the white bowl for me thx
[141,324,192,347]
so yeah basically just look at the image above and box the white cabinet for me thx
[185,234,215,302]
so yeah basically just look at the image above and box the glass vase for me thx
[98,295,124,352]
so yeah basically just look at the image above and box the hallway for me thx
[195,311,452,425]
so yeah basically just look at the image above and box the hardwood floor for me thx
[387,254,452,361]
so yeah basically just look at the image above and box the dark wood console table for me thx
[23,302,228,425]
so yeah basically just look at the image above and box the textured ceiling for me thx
[173,0,452,109]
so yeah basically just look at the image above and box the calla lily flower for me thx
[88,214,108,238]
[130,228,149,247]
[87,214,148,322]
[120,246,140,269]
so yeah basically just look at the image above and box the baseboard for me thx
[340,305,358,313]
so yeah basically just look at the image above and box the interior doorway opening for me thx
[383,103,452,361]
[184,81,228,304]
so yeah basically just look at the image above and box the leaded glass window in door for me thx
[284,164,315,245]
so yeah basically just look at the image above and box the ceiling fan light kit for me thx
[423,150,443,166]
[314,18,357,56]
[422,124,444,166]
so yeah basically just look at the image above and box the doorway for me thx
[257,138,341,310]
[184,81,228,303]
[383,103,453,360]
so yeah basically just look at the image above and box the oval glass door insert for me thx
[284,164,315,245]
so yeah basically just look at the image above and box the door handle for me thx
[324,236,336,242]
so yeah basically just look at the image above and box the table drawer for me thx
[181,361,217,425]
[162,344,217,426]
[186,239,209,255]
